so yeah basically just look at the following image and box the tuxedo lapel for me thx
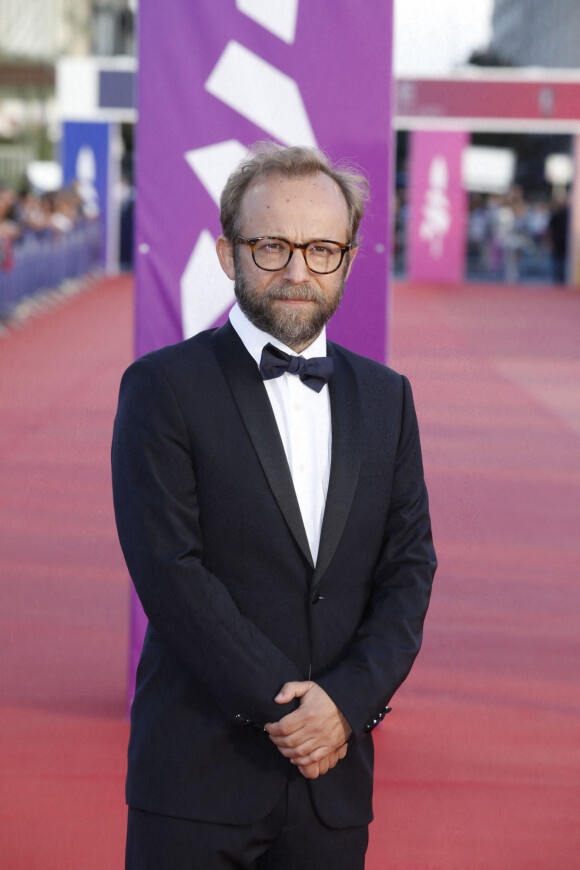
[212,322,314,568]
[313,343,362,588]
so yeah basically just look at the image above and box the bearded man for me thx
[112,142,436,869]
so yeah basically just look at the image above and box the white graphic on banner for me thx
[237,0,299,44]
[180,230,236,336]
[76,146,100,218]
[182,4,320,338]
[185,140,250,207]
[205,41,316,147]
[182,142,250,337]
[419,156,452,259]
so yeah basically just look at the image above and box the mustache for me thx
[261,282,325,304]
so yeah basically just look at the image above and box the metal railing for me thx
[0,221,101,320]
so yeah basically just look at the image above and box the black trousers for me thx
[126,775,369,870]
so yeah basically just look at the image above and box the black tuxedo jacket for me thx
[111,321,436,829]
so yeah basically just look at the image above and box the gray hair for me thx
[220,142,369,246]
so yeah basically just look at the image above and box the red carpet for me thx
[0,278,132,868]
[0,276,578,868]
[368,281,580,869]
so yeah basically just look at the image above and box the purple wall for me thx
[408,130,468,284]
[130,0,394,698]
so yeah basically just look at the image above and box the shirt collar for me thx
[229,302,327,369]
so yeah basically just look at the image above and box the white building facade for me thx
[0,0,135,61]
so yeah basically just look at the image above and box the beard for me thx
[234,257,348,350]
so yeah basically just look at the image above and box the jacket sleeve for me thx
[111,356,302,726]
[316,374,437,740]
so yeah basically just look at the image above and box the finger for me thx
[273,738,320,760]
[288,745,334,766]
[270,731,323,756]
[292,738,348,767]
[265,714,309,739]
[267,704,333,739]
[326,751,340,771]
[274,681,312,704]
[298,763,320,780]
[266,699,319,738]
[268,716,346,754]
[317,755,330,776]
[269,713,345,747]
[304,747,344,776]
[326,744,347,770]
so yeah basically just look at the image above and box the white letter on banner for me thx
[205,41,317,147]
[180,230,235,338]
[237,0,299,44]
[181,141,249,335]
[184,140,249,207]
[182,11,320,337]
[419,156,452,259]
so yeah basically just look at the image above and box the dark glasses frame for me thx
[233,236,352,274]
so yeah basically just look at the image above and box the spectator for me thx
[547,194,570,285]
[0,185,19,271]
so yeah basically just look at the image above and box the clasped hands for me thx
[265,681,351,781]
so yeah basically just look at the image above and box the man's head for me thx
[216,143,369,352]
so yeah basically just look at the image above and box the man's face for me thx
[218,173,356,352]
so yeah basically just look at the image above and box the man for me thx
[548,193,569,285]
[112,143,436,869]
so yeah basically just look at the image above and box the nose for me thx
[283,248,311,283]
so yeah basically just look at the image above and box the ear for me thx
[345,246,358,278]
[216,235,236,280]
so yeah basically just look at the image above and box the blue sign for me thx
[61,121,111,268]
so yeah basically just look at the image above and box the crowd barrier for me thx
[0,221,102,320]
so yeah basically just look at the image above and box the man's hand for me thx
[296,742,348,780]
[265,681,351,773]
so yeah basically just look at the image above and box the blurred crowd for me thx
[393,185,571,284]
[467,187,570,284]
[0,183,93,272]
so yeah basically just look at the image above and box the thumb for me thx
[274,681,312,704]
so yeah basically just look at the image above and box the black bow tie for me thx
[259,343,334,393]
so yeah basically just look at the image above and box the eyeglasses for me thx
[234,236,352,275]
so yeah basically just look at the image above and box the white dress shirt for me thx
[229,303,331,565]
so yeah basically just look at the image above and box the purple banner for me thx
[131,0,394,699]
[408,130,468,284]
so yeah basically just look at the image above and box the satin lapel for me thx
[313,343,362,588]
[212,322,314,568]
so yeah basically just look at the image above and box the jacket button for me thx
[312,593,320,604]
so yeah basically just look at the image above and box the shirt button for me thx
[294,403,301,411]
